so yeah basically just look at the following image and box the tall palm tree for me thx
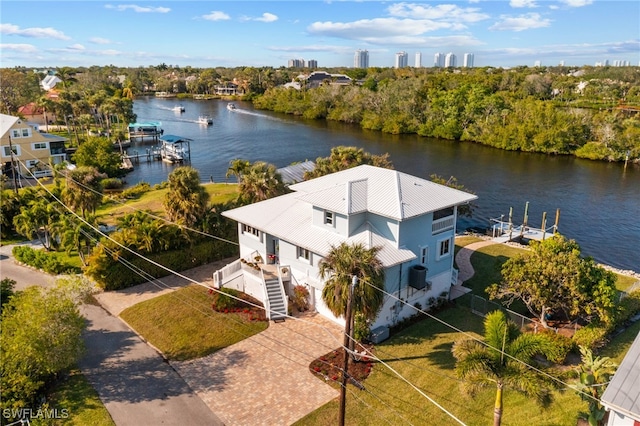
[238,161,286,203]
[319,243,385,329]
[225,158,250,183]
[163,166,209,228]
[63,166,104,218]
[452,310,556,426]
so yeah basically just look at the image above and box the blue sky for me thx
[1,1,639,69]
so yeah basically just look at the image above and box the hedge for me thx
[12,246,81,275]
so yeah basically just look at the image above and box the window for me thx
[433,206,455,220]
[297,246,310,261]
[26,160,39,168]
[2,145,20,157]
[32,142,47,150]
[324,210,334,226]
[10,128,31,138]
[420,246,429,266]
[242,224,260,238]
[438,238,451,259]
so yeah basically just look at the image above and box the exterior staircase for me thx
[264,277,287,322]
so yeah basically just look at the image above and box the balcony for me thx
[432,215,455,234]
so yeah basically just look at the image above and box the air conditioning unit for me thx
[369,326,389,344]
[409,264,427,290]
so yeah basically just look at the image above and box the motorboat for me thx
[198,115,213,125]
[227,103,237,111]
[172,105,185,112]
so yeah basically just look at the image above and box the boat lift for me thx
[490,202,560,243]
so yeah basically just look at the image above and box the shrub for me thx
[572,323,610,350]
[537,329,576,364]
[12,246,80,274]
[616,289,640,326]
[353,312,370,343]
[121,181,151,199]
[101,178,124,190]
[292,285,309,311]
[213,288,239,311]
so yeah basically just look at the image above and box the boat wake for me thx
[231,108,289,123]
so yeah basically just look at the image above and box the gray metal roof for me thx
[0,114,20,136]
[276,160,315,185]
[601,330,640,421]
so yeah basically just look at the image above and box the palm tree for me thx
[163,166,209,228]
[319,243,385,333]
[63,166,104,218]
[238,161,286,203]
[225,158,250,183]
[452,310,556,426]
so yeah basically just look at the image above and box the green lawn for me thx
[97,182,239,225]
[33,368,114,426]
[120,284,268,361]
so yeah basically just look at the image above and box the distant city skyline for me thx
[1,1,638,69]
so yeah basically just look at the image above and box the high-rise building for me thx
[288,59,304,68]
[445,52,456,68]
[306,59,318,69]
[434,53,444,68]
[463,53,474,68]
[415,52,422,68]
[354,49,369,68]
[395,51,408,68]
[534,60,542,67]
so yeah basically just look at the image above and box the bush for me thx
[616,289,640,326]
[121,181,150,199]
[101,177,124,190]
[213,288,239,311]
[537,329,576,364]
[292,285,309,311]
[572,323,610,350]
[12,246,80,274]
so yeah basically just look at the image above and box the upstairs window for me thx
[2,145,20,157]
[297,246,310,261]
[438,238,451,260]
[433,206,454,220]
[33,142,47,150]
[11,128,31,138]
[242,224,260,238]
[324,210,334,226]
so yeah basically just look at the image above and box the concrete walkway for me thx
[455,240,497,285]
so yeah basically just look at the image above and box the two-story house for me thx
[1,114,67,179]
[215,165,477,331]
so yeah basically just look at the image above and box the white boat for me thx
[159,134,192,163]
[198,115,213,125]
[227,103,237,111]
[172,105,185,112]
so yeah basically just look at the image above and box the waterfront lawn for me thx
[119,284,267,361]
[39,368,114,426]
[98,182,239,225]
[295,305,587,426]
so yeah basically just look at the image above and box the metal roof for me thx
[222,164,477,267]
[0,114,20,136]
[159,134,193,144]
[601,330,640,421]
[289,165,477,220]
[276,160,316,185]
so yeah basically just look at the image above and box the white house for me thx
[215,165,477,332]
[601,330,640,425]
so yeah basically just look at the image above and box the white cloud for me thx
[386,3,489,22]
[510,0,538,8]
[0,43,38,53]
[255,13,278,23]
[104,4,170,13]
[202,11,230,21]
[67,44,86,51]
[489,13,551,31]
[0,23,70,40]
[308,18,465,40]
[89,37,112,45]
[559,0,593,7]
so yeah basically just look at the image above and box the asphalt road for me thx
[0,243,224,426]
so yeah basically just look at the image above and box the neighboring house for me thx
[0,114,67,178]
[41,75,62,91]
[214,83,239,96]
[601,330,640,425]
[297,71,352,89]
[216,165,477,330]
[276,160,316,185]
[17,103,47,126]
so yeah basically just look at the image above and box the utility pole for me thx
[8,134,18,195]
[339,275,358,426]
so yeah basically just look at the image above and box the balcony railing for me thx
[432,216,455,234]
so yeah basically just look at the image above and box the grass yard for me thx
[120,284,268,361]
[98,182,239,226]
[35,368,114,426]
[295,305,588,426]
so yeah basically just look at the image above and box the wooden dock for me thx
[490,203,560,243]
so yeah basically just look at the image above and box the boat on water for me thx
[227,103,237,111]
[172,105,185,112]
[198,115,213,125]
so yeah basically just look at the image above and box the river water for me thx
[128,97,640,272]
